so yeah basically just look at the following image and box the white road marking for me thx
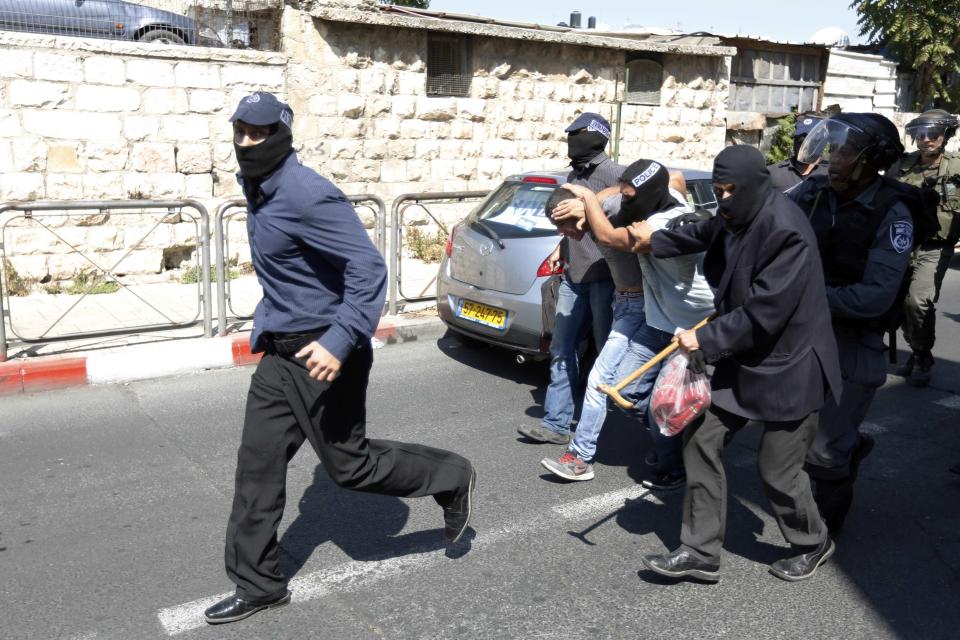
[157,483,654,635]
[934,395,960,409]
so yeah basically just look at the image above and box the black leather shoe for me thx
[443,467,476,544]
[769,538,835,582]
[641,548,720,582]
[204,590,291,625]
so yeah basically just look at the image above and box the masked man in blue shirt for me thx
[204,92,476,625]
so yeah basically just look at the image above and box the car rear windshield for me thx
[471,181,560,238]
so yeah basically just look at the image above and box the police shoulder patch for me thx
[890,220,913,253]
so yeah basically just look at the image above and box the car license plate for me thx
[457,299,507,330]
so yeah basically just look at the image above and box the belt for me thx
[264,330,327,356]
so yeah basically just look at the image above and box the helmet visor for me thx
[905,123,947,146]
[796,119,871,166]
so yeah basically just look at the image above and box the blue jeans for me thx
[568,301,682,474]
[541,277,615,434]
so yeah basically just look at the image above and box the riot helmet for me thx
[797,112,903,171]
[905,109,958,155]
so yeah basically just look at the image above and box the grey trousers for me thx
[806,329,885,479]
[680,405,827,564]
[902,244,956,353]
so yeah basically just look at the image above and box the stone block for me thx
[338,70,359,92]
[123,173,185,199]
[416,97,456,121]
[76,85,141,112]
[108,249,164,276]
[386,139,416,160]
[131,143,176,173]
[220,64,283,89]
[451,120,474,140]
[406,159,423,182]
[9,79,70,108]
[338,94,365,118]
[184,174,213,198]
[189,89,227,114]
[308,94,338,116]
[373,118,401,140]
[213,143,237,171]
[477,158,502,180]
[46,174,83,199]
[392,95,417,119]
[457,98,486,122]
[0,109,20,136]
[0,140,11,173]
[127,59,175,87]
[47,144,83,173]
[330,140,362,160]
[380,160,407,182]
[34,52,81,82]
[508,101,525,122]
[366,96,392,117]
[123,115,159,142]
[399,119,428,139]
[23,111,122,140]
[480,77,498,99]
[429,159,456,181]
[83,173,124,199]
[160,115,210,142]
[143,88,189,114]
[84,57,125,86]
[363,139,387,160]
[0,172,44,200]
[453,159,476,180]
[359,70,386,94]
[175,62,221,89]
[396,72,424,96]
[176,144,212,174]
[13,138,47,172]
[0,49,32,78]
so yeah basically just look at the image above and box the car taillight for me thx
[444,224,459,257]
[522,176,559,184]
[536,252,563,277]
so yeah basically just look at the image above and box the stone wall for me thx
[285,10,728,208]
[0,31,283,279]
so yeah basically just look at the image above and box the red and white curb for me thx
[0,318,442,395]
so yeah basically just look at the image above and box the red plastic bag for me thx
[650,351,711,437]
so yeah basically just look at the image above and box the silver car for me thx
[0,0,222,46]
[436,168,716,360]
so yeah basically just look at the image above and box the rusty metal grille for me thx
[0,0,282,51]
[426,33,472,97]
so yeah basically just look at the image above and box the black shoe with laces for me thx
[204,590,291,625]
[641,471,686,491]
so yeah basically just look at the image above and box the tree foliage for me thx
[850,0,960,111]
[381,0,430,8]
[766,113,797,164]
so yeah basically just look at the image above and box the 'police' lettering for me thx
[631,162,664,188]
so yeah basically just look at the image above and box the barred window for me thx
[730,48,823,113]
[625,57,663,105]
[426,33,472,97]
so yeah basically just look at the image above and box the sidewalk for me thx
[0,263,446,395]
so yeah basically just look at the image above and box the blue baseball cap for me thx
[795,115,822,137]
[565,112,612,139]
[229,91,294,128]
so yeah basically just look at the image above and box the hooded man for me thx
[628,145,841,583]
[203,92,476,625]
[517,112,619,446]
[541,160,714,488]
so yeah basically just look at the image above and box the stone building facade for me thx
[0,0,733,280]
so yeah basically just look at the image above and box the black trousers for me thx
[224,344,472,602]
[680,405,827,564]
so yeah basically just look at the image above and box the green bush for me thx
[766,113,797,165]
[64,270,120,295]
[180,263,244,284]
[406,226,447,263]
[2,258,34,296]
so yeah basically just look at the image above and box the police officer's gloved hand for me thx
[666,209,712,231]
[687,350,707,375]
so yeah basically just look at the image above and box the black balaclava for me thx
[712,145,772,232]
[617,160,675,224]
[567,131,608,170]
[235,124,293,180]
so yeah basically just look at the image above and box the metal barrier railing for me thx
[389,191,490,315]
[0,200,212,362]
[214,194,388,335]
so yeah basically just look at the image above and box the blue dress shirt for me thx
[239,151,387,360]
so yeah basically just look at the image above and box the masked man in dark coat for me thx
[627,145,842,583]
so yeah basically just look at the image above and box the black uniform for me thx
[767,159,829,194]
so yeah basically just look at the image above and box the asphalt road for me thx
[2,262,960,640]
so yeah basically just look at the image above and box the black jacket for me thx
[651,191,842,421]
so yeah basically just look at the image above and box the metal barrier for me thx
[0,200,212,362]
[214,194,388,334]
[389,191,490,315]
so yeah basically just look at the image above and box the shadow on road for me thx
[278,465,447,579]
